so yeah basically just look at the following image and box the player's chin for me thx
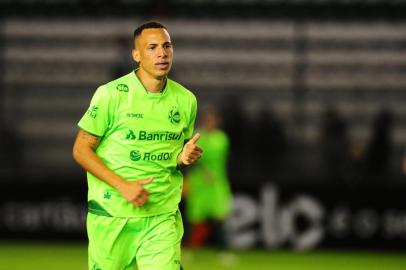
[152,71,168,80]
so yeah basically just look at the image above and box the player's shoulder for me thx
[210,129,229,144]
[102,72,133,94]
[216,129,229,139]
[168,78,196,101]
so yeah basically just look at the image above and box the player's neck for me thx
[136,69,166,93]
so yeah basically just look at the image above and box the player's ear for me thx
[132,48,140,63]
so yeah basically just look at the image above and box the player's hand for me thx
[118,177,154,207]
[179,133,203,165]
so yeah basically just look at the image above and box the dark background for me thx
[0,0,406,250]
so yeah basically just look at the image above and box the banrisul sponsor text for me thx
[137,130,182,141]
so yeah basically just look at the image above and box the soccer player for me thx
[72,21,202,270]
[185,107,232,248]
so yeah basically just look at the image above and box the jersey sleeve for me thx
[78,85,113,137]
[184,94,197,140]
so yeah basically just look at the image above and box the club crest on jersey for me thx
[168,106,180,124]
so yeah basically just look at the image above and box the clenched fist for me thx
[117,177,154,207]
[178,133,203,166]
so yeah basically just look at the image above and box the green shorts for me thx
[87,210,183,270]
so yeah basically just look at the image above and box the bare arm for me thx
[72,129,152,207]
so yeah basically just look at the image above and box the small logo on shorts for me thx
[104,191,111,199]
[130,150,142,161]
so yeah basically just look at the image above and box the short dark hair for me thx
[133,21,167,39]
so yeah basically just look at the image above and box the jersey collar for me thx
[132,69,169,98]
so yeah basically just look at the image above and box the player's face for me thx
[204,111,219,130]
[132,28,173,79]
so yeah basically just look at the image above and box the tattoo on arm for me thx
[81,131,101,150]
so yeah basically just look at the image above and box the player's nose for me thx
[157,46,168,58]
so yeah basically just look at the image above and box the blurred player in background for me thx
[184,106,232,249]
[73,21,202,270]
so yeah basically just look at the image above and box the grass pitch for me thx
[0,242,405,270]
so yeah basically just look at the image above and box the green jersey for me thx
[78,71,197,217]
[186,129,232,222]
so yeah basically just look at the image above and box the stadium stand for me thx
[1,1,406,187]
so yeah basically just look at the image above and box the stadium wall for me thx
[1,181,405,250]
